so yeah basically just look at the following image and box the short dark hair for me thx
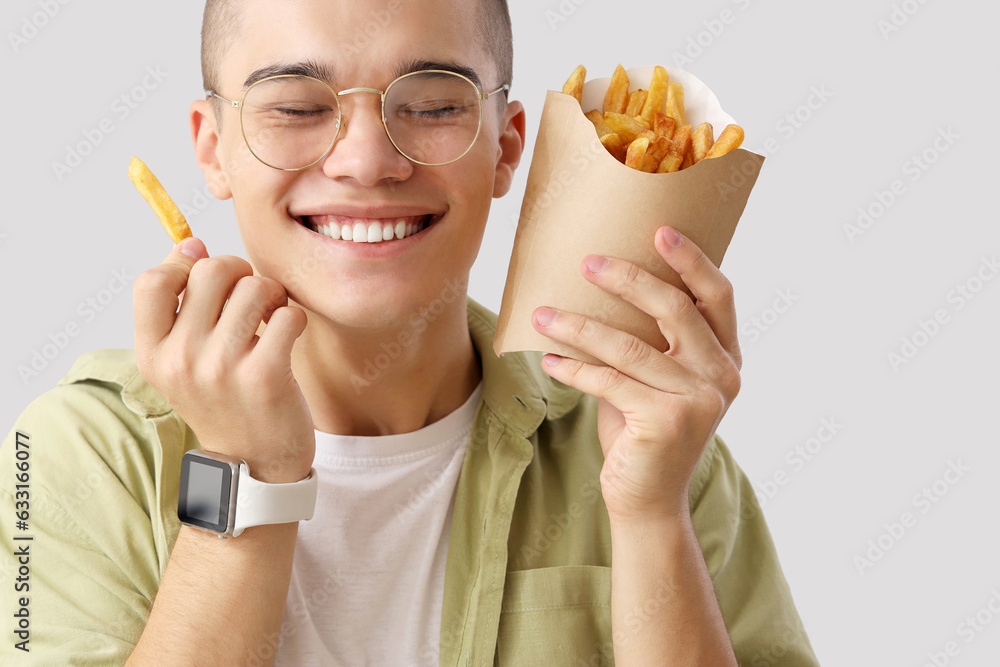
[201,0,513,94]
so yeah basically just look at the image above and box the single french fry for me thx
[704,124,745,159]
[599,133,627,162]
[692,122,714,163]
[603,64,630,115]
[640,65,669,124]
[652,112,675,141]
[603,112,647,144]
[585,109,613,137]
[633,115,650,130]
[625,136,650,171]
[640,154,660,173]
[657,124,692,173]
[680,152,694,170]
[562,65,587,105]
[128,156,191,243]
[625,89,648,117]
[664,82,686,127]
[656,152,680,174]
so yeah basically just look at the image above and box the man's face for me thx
[202,0,521,329]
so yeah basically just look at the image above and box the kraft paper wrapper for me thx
[495,66,765,363]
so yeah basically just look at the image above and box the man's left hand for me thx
[532,225,742,523]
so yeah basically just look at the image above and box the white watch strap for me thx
[233,465,318,536]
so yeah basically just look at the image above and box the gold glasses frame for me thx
[206,69,510,171]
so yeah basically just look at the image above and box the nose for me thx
[321,90,414,186]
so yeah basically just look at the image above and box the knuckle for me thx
[188,256,225,283]
[132,268,173,298]
[194,356,227,388]
[665,287,696,319]
[568,314,591,342]
[710,276,735,304]
[597,365,622,393]
[615,334,649,366]
[618,262,643,291]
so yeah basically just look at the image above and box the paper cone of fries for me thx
[494,65,765,363]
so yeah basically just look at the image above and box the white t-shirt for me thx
[274,383,482,666]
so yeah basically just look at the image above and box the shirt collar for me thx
[467,298,582,438]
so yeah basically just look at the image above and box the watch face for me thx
[178,452,236,533]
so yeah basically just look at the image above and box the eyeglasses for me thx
[206,70,509,171]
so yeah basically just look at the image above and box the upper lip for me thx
[292,204,445,220]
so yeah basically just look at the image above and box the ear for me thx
[190,99,233,200]
[492,100,526,199]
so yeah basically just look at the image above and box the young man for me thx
[0,0,818,664]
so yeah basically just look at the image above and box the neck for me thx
[285,297,481,437]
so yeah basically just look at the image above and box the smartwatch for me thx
[178,449,318,538]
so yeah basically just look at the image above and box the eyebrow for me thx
[241,58,485,91]
[392,59,484,88]
[243,60,335,89]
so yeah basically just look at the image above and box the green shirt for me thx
[0,299,819,665]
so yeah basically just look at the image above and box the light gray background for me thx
[3,1,998,664]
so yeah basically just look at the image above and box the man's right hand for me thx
[133,237,314,483]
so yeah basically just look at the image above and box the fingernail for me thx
[585,255,610,274]
[535,307,558,327]
[177,237,203,258]
[542,354,562,367]
[661,227,683,248]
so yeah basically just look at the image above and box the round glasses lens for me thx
[241,76,340,170]
[384,72,482,165]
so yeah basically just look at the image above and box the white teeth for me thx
[353,222,367,243]
[307,216,432,243]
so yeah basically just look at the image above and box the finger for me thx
[539,352,662,417]
[254,305,308,366]
[214,276,289,355]
[133,237,210,355]
[173,255,255,337]
[581,254,723,364]
[655,226,740,365]
[532,306,694,393]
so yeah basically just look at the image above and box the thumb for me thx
[174,236,209,260]
[170,237,209,309]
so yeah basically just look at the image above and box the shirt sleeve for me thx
[688,434,820,667]
[0,381,173,665]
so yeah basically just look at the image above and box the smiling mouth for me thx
[299,214,439,243]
